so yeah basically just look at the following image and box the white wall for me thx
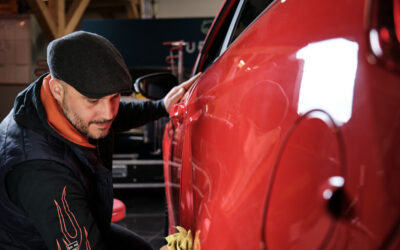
[154,0,224,18]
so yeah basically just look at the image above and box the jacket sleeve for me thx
[112,99,168,132]
[5,160,106,250]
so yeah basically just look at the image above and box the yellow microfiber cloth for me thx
[165,226,194,250]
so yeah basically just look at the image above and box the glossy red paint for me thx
[163,0,400,249]
[111,199,126,223]
[396,0,400,41]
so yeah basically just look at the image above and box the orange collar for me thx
[41,74,95,148]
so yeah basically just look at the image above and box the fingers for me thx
[163,72,202,113]
[164,87,184,113]
[179,72,202,90]
[170,87,184,103]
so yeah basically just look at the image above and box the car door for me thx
[164,0,272,232]
[164,0,279,246]
[163,0,245,233]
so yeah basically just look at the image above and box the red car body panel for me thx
[163,0,400,249]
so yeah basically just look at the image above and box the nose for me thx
[100,100,116,121]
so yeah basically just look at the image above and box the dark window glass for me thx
[198,0,274,72]
[200,1,240,71]
[229,0,274,45]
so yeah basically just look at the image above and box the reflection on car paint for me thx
[296,38,359,124]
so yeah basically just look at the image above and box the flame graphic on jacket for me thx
[54,186,91,250]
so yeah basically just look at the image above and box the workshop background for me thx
[0,0,222,248]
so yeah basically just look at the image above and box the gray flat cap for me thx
[47,31,132,98]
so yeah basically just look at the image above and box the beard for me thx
[61,98,112,140]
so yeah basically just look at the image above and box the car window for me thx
[196,1,240,72]
[195,0,274,72]
[220,0,275,55]
[233,0,274,43]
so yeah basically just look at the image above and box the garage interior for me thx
[2,0,400,249]
[0,0,222,249]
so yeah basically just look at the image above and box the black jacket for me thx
[0,74,167,249]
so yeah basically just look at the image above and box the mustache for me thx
[89,119,113,125]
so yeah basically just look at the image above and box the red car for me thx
[136,0,400,248]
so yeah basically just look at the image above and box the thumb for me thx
[165,88,184,113]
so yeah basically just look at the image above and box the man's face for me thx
[59,81,120,139]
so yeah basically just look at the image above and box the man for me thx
[0,31,200,250]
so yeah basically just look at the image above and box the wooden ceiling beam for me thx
[25,0,57,41]
[65,0,90,35]
[26,0,90,41]
[125,0,140,19]
[48,0,65,37]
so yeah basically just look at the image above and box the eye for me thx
[87,99,98,104]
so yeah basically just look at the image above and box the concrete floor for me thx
[114,188,167,250]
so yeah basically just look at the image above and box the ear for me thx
[49,77,64,103]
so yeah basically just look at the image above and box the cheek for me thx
[67,97,93,122]
[112,98,120,116]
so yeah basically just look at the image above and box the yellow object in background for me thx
[135,93,146,100]
[165,226,193,250]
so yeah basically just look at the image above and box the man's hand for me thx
[163,73,202,113]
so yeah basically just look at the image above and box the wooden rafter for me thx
[65,0,90,34]
[48,0,65,37]
[26,0,90,41]
[125,0,140,19]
